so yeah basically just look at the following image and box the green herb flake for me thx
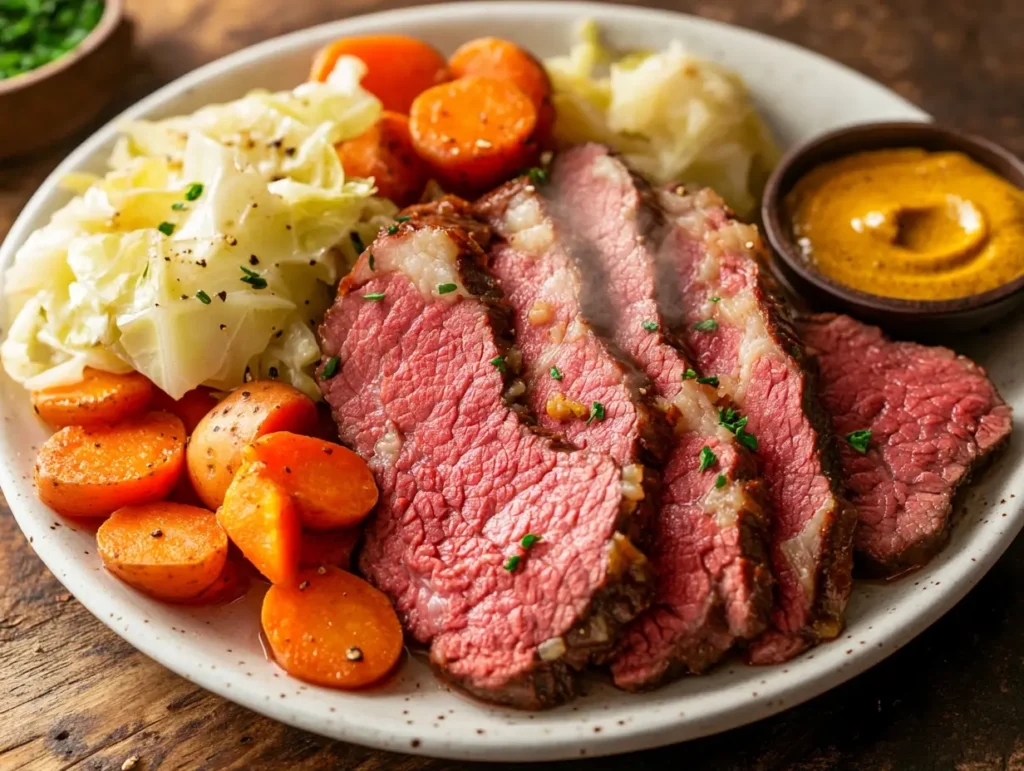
[490,355,507,374]
[718,407,749,435]
[195,290,212,305]
[184,183,204,201]
[642,320,659,332]
[395,215,411,223]
[527,167,549,187]
[682,368,697,380]
[586,401,606,425]
[715,474,727,489]
[363,292,386,301]
[239,265,268,289]
[520,533,542,549]
[321,355,341,380]
[368,252,375,271]
[698,446,717,472]
[550,366,563,381]
[709,296,721,303]
[503,555,521,572]
[437,283,458,295]
[170,202,186,211]
[693,318,719,332]
[157,222,175,236]
[350,232,365,254]
[845,429,872,454]
[386,225,399,236]
[696,375,719,387]
[736,429,759,452]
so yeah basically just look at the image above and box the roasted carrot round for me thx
[35,411,186,518]
[178,556,249,606]
[97,502,228,601]
[448,37,555,143]
[243,432,378,531]
[337,111,431,207]
[150,387,220,434]
[299,528,360,571]
[31,367,153,429]
[309,35,450,114]
[216,460,301,585]
[186,381,318,511]
[262,567,403,689]
[410,76,539,196]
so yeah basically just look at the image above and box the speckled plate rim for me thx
[2,2,1021,762]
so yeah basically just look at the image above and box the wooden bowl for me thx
[0,0,132,160]
[760,122,1024,332]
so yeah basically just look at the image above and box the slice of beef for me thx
[548,144,773,689]
[655,185,857,664]
[798,313,1013,575]
[317,198,652,709]
[475,178,666,494]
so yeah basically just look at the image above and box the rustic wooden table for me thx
[1,1,1023,769]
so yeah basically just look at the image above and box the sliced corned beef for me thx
[799,313,1013,575]
[549,145,773,689]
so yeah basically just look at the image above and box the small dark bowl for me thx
[761,122,1024,333]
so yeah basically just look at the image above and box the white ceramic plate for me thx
[2,2,1021,762]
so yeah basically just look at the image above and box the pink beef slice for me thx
[798,313,1013,575]
[656,185,857,665]
[317,198,652,709]
[475,178,667,497]
[548,144,773,689]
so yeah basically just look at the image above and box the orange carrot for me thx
[216,460,301,585]
[309,35,450,114]
[97,502,228,601]
[243,432,378,531]
[31,368,153,429]
[186,381,318,511]
[35,411,186,518]
[337,111,431,207]
[178,556,249,606]
[448,37,555,143]
[410,76,539,196]
[299,528,360,571]
[261,567,403,689]
[150,387,220,434]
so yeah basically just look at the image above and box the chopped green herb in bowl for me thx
[0,0,106,81]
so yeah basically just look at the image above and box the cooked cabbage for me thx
[545,22,780,217]
[2,60,396,400]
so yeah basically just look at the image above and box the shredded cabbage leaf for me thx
[3,59,396,400]
[545,22,780,217]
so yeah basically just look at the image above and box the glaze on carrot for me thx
[31,368,153,429]
[35,411,186,518]
[337,111,431,207]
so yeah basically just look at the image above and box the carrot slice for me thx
[31,368,153,429]
[309,35,450,114]
[97,502,228,601]
[178,557,249,606]
[35,411,186,518]
[216,460,301,585]
[448,37,555,142]
[261,567,403,689]
[410,76,539,196]
[243,432,378,531]
[337,111,430,207]
[186,381,318,511]
[150,387,220,434]
[299,528,360,571]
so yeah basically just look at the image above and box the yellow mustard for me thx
[785,148,1024,300]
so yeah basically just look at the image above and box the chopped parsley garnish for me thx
[709,296,721,303]
[386,224,399,235]
[157,222,175,236]
[350,232,365,254]
[719,407,748,434]
[170,202,185,211]
[363,292,385,301]
[368,252,375,271]
[586,401,606,425]
[195,290,211,304]
[239,265,267,289]
[184,182,204,201]
[395,215,411,223]
[845,429,872,454]
[698,446,717,472]
[321,356,340,380]
[521,533,542,549]
[682,368,697,380]
[642,320,659,332]
[437,283,457,295]
[550,366,563,381]
[696,375,719,387]
[503,555,521,572]
[715,474,727,489]
[693,318,718,332]
[490,355,507,374]
[527,167,549,186]
[736,430,759,452]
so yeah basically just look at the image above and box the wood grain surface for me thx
[2,1,1023,769]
